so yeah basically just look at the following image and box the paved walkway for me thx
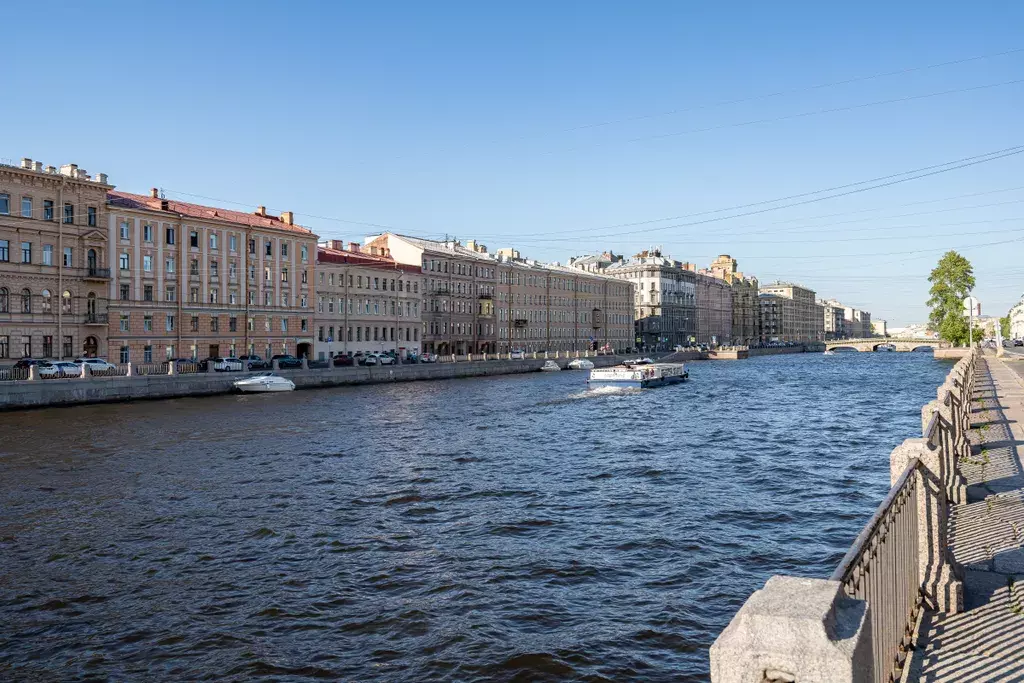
[905,355,1024,682]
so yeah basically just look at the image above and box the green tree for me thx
[927,250,975,346]
[1001,315,1012,339]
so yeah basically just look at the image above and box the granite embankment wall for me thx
[0,356,627,411]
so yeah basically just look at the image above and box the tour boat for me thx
[587,362,688,389]
[233,373,296,393]
[540,360,562,372]
[567,358,595,370]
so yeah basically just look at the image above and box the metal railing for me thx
[84,313,109,324]
[831,459,922,682]
[135,363,169,376]
[176,362,202,374]
[86,267,111,279]
[0,367,30,381]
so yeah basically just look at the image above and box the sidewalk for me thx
[905,355,1024,681]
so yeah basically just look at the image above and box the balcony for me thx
[478,293,493,299]
[85,267,111,280]
[84,313,109,325]
[513,318,528,328]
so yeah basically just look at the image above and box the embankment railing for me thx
[711,348,978,683]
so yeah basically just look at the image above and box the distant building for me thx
[758,282,823,342]
[687,265,732,345]
[708,255,759,345]
[820,299,848,339]
[1007,297,1024,339]
[871,319,888,337]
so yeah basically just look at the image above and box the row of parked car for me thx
[10,357,120,378]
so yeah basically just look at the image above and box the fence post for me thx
[80,364,91,379]
[28,365,38,381]
[710,575,872,682]
[301,357,309,370]
[272,359,280,371]
[168,361,177,375]
[923,399,967,504]
[890,438,963,614]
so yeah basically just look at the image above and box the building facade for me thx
[314,242,422,359]
[365,234,499,355]
[820,299,848,340]
[104,190,318,363]
[496,250,633,353]
[871,319,888,337]
[0,158,113,361]
[708,255,759,345]
[758,282,824,342]
[1011,295,1024,340]
[843,306,872,338]
[692,267,733,346]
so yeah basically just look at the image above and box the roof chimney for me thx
[160,199,169,211]
[329,239,344,250]
[20,158,32,170]
[348,242,360,253]
[45,165,56,174]
[281,211,294,225]
[150,188,159,199]
[32,161,42,172]
[96,173,108,184]
[255,206,267,217]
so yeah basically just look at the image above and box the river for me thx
[0,352,950,681]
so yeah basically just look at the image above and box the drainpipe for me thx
[243,229,250,355]
[343,258,349,354]
[57,177,65,358]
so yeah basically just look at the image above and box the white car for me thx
[510,350,526,360]
[376,354,395,366]
[36,361,61,379]
[212,357,244,372]
[75,358,117,375]
[55,361,83,377]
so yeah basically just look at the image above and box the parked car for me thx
[332,354,355,367]
[271,354,303,369]
[510,350,526,360]
[376,353,395,366]
[55,361,83,378]
[361,354,379,366]
[212,357,244,372]
[36,361,61,379]
[1015,339,1023,347]
[75,358,118,375]
[13,358,40,369]
[238,354,270,370]
[419,353,437,363]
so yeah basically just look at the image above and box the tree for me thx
[1001,315,1012,339]
[927,250,975,346]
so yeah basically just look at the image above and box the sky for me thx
[6,0,1024,325]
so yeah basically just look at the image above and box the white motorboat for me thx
[567,358,595,370]
[540,360,562,372]
[823,350,836,356]
[233,372,296,393]
[588,362,687,388]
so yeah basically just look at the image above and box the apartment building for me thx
[1010,294,1024,340]
[758,282,824,342]
[105,190,318,363]
[314,241,422,359]
[0,158,113,361]
[496,249,633,353]
[820,299,848,340]
[689,266,733,346]
[708,255,759,345]
[364,234,498,355]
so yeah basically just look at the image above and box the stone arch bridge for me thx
[824,337,951,352]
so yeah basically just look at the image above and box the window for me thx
[211,317,219,332]
[144,346,153,363]
[265,241,272,257]
[190,287,199,303]
[264,267,271,282]
[119,253,129,270]
[0,240,7,261]
[166,227,175,245]
[191,316,199,332]
[166,314,175,332]
[301,270,307,284]
[281,318,288,332]
[42,336,53,357]
[247,317,254,331]
[143,224,152,242]
[229,291,237,304]
[248,264,256,281]
[120,284,130,300]
[301,245,308,261]
[19,288,31,313]
[144,285,154,302]
[21,242,31,263]
[143,315,153,332]
[264,291,271,306]
[166,257,175,273]
[21,197,32,218]
[211,260,219,277]
[63,203,74,224]
[120,314,129,332]
[248,291,255,305]
[118,221,130,240]
[229,261,236,279]
[281,267,288,283]
[282,242,289,257]
[374,278,379,290]
[63,247,73,267]
[0,194,8,214]
[264,318,271,332]
[120,346,130,364]
[190,259,199,276]
[165,285,176,302]
[249,238,256,254]
[229,235,237,252]
[210,233,218,250]
[62,290,72,314]
[190,231,198,248]
[300,295,307,308]
[42,244,53,266]
[143,255,152,272]
[40,290,52,312]
[280,293,287,307]
[43,200,54,221]
[229,317,237,332]
[165,345,175,360]
[0,289,6,313]
[301,318,307,332]
[209,289,218,303]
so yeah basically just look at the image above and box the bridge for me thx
[824,337,951,352]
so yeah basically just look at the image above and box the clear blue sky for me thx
[7,1,1023,325]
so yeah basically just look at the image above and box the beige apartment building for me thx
[820,299,848,339]
[758,282,824,342]
[314,241,422,359]
[364,234,498,355]
[0,158,113,361]
[104,190,318,363]
[708,255,759,345]
[496,249,633,353]
[690,266,733,346]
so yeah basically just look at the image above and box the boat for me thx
[823,350,836,356]
[587,362,688,388]
[540,360,562,372]
[233,372,296,393]
[567,358,595,370]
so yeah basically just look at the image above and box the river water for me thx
[0,352,949,681]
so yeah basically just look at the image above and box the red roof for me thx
[107,191,315,237]
[317,246,420,273]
